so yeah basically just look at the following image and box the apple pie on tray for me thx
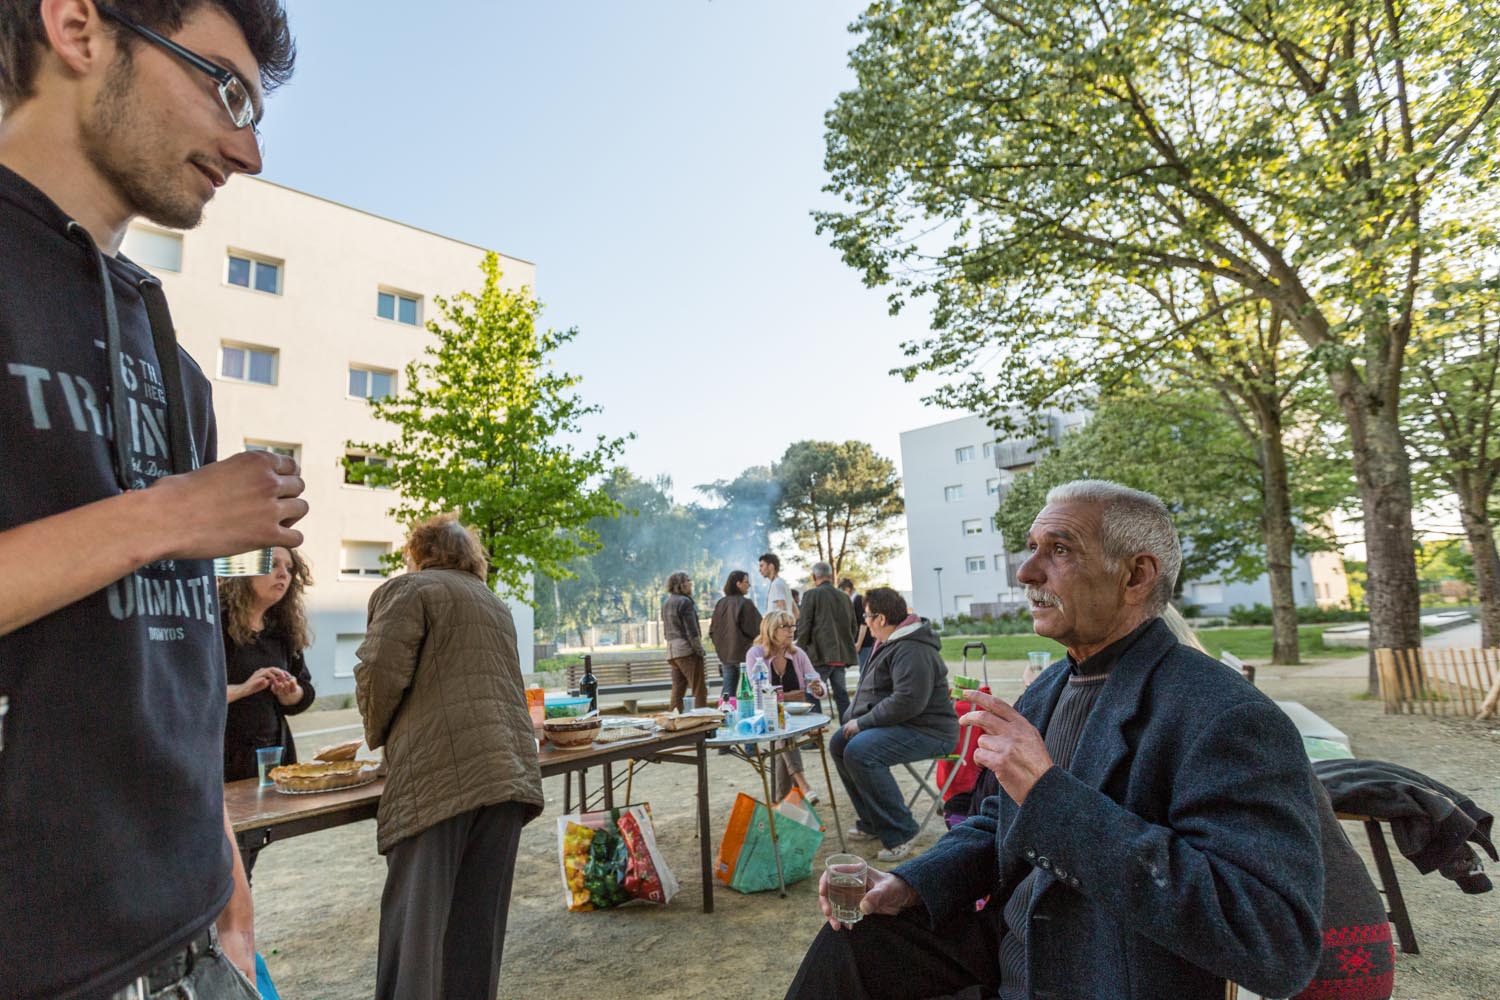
[269,759,379,794]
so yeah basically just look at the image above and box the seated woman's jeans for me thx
[830,724,954,849]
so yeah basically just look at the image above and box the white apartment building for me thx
[121,177,536,694]
[899,413,1349,620]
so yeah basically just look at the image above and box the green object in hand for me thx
[952,674,979,690]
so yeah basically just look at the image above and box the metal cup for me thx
[214,548,274,577]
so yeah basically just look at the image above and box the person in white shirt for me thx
[759,551,795,619]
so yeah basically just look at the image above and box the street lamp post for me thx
[933,566,945,625]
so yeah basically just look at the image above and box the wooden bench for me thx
[1375,647,1500,717]
[563,654,724,696]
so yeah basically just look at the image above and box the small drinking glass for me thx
[256,745,284,787]
[683,695,696,713]
[826,853,868,924]
[1023,650,1051,688]
[214,548,274,577]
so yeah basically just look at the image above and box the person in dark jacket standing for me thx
[841,578,876,671]
[219,546,315,876]
[662,571,708,711]
[830,586,957,862]
[796,562,858,722]
[709,569,762,708]
[0,4,303,996]
[788,481,1324,1000]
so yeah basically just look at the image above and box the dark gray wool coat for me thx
[895,618,1324,1000]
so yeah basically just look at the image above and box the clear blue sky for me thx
[262,0,952,512]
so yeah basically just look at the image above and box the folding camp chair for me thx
[900,643,988,832]
[900,724,979,833]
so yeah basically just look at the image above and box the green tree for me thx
[821,0,1500,689]
[1406,278,1500,642]
[346,253,628,597]
[696,465,781,573]
[534,469,711,642]
[772,441,904,580]
[995,390,1346,661]
[1415,538,1476,598]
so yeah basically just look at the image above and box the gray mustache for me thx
[1026,587,1063,610]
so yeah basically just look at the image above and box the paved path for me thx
[1422,621,1484,650]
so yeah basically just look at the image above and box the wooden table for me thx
[227,774,384,852]
[538,723,716,913]
[226,723,717,913]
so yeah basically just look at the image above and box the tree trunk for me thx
[1456,483,1500,648]
[1331,369,1423,693]
[1254,401,1302,665]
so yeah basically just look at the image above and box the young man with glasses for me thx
[0,3,299,998]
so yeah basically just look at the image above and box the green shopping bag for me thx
[714,791,825,893]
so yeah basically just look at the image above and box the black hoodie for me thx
[849,617,959,744]
[0,164,231,1000]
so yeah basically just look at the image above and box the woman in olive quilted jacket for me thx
[356,513,544,1000]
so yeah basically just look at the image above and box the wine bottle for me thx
[579,655,599,712]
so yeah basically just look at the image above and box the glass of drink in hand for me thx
[826,853,868,924]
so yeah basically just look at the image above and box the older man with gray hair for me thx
[788,480,1325,1000]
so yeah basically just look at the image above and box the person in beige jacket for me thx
[356,513,543,1000]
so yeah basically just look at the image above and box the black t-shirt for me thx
[223,627,316,781]
[851,594,875,649]
[0,165,231,999]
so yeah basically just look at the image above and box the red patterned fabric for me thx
[1292,922,1395,1000]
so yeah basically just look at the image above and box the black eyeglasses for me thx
[96,3,260,133]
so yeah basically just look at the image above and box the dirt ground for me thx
[256,660,1500,1000]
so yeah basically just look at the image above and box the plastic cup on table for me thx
[256,745,284,787]
[683,695,695,713]
[826,853,868,924]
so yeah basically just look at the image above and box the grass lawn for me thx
[938,623,1369,662]
[542,622,1387,675]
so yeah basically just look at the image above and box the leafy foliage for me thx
[994,390,1348,587]
[533,465,786,640]
[772,440,905,580]
[821,0,1500,665]
[345,253,628,597]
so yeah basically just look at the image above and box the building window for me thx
[955,445,976,464]
[344,452,391,487]
[220,342,277,385]
[962,519,985,536]
[377,290,421,326]
[121,227,183,273]
[348,365,395,400]
[334,633,364,678]
[226,252,281,294]
[944,484,964,502]
[245,440,300,463]
[986,478,999,496]
[982,441,996,459]
[966,556,987,574]
[340,540,391,578]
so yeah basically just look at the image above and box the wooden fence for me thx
[1374,647,1500,718]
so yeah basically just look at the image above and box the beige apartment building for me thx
[121,177,537,694]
